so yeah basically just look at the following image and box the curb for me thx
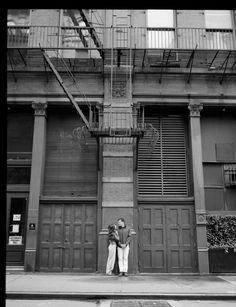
[6,292,236,300]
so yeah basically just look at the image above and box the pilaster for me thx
[24,99,47,271]
[188,102,209,273]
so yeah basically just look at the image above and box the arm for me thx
[125,228,132,246]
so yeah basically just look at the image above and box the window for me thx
[62,10,89,48]
[224,164,236,187]
[147,10,175,48]
[205,10,232,29]
[205,10,233,49]
[7,166,31,185]
[7,9,30,26]
[8,198,27,246]
[7,9,30,46]
[203,163,236,211]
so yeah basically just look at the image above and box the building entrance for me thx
[138,203,198,273]
[6,194,28,266]
[37,202,97,272]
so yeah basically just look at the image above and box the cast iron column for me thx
[188,102,209,273]
[24,99,47,271]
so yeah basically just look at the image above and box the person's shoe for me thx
[118,273,123,277]
[123,272,128,277]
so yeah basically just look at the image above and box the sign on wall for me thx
[8,236,22,245]
[13,214,21,221]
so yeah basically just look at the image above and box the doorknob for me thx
[58,246,65,249]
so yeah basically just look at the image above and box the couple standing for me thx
[106,218,132,277]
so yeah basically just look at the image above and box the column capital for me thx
[32,100,47,116]
[188,103,203,117]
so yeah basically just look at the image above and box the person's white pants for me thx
[106,242,117,274]
[117,245,130,273]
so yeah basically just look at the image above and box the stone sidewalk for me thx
[5,273,236,300]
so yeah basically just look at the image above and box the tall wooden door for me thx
[38,203,97,272]
[138,204,198,273]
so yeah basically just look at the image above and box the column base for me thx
[197,248,209,274]
[24,249,37,272]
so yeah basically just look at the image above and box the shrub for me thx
[206,215,236,253]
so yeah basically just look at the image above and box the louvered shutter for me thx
[138,115,189,197]
[43,110,97,197]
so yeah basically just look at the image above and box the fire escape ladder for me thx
[40,47,90,129]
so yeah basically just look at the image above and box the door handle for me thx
[58,246,65,249]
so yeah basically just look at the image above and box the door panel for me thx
[38,203,97,272]
[167,206,197,272]
[139,204,197,273]
[139,206,167,272]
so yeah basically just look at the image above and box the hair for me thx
[108,224,116,232]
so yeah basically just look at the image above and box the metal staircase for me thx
[39,11,147,143]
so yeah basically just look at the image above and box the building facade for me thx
[7,9,236,273]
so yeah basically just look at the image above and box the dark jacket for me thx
[117,226,132,246]
[108,230,122,247]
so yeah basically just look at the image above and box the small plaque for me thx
[29,223,36,230]
[13,214,21,221]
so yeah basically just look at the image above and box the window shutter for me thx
[138,115,189,197]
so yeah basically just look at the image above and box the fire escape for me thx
[7,9,236,146]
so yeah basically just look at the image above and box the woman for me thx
[106,224,122,275]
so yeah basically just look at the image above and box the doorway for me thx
[138,203,198,273]
[6,194,28,266]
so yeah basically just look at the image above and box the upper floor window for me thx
[147,10,174,48]
[7,9,30,26]
[7,9,30,46]
[205,10,232,29]
[205,10,233,49]
[147,10,174,28]
[62,9,88,48]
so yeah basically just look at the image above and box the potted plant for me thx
[206,215,236,273]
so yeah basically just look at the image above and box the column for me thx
[188,102,209,273]
[24,99,47,271]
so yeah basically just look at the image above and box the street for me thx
[5,300,236,307]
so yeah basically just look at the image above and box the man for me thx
[117,218,132,277]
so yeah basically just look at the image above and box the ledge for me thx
[102,201,134,207]
[102,177,133,183]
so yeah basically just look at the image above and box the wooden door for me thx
[139,205,167,272]
[166,205,197,272]
[139,204,197,273]
[38,203,97,272]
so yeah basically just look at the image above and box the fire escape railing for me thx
[7,26,236,50]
